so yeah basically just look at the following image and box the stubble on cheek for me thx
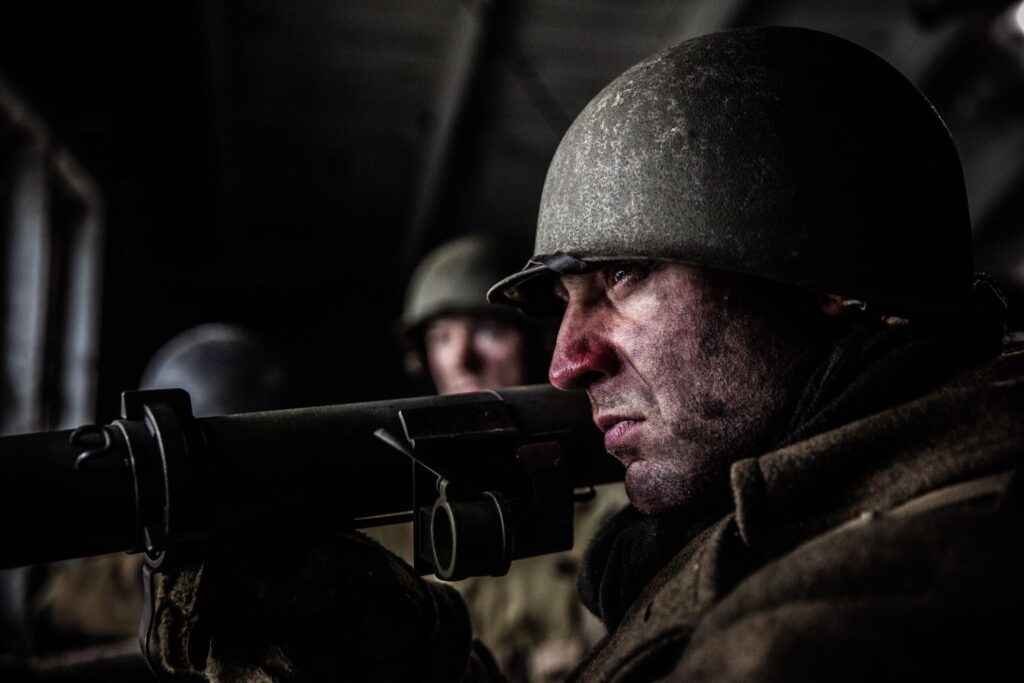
[689,275,826,458]
[615,278,736,512]
[639,271,821,513]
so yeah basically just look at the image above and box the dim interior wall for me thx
[0,76,104,434]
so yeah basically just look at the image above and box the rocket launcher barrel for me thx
[0,385,620,579]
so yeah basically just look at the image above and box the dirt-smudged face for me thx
[424,314,530,395]
[548,262,824,515]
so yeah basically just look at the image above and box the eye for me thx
[474,319,511,342]
[609,264,633,284]
[604,261,652,290]
[424,327,449,350]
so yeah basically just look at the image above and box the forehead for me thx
[426,313,474,327]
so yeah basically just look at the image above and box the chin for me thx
[624,466,678,516]
[626,492,679,517]
[624,457,708,517]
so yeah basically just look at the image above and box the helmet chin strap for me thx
[535,252,594,274]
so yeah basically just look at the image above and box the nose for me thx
[454,330,482,372]
[548,304,619,390]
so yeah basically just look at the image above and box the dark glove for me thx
[147,529,474,683]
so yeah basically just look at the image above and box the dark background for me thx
[1,0,1021,421]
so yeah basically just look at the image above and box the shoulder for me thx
[673,468,1022,681]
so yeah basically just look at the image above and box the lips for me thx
[594,414,644,452]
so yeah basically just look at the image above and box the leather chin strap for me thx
[534,252,595,274]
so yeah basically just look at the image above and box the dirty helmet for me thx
[488,26,973,318]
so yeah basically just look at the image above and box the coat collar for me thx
[731,349,1024,553]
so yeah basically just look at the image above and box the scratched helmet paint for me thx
[488,26,973,317]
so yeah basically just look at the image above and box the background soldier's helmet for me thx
[141,323,294,417]
[489,26,973,318]
[402,233,526,333]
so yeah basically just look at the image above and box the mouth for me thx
[594,414,645,453]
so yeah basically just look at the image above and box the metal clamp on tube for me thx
[391,391,577,580]
[428,480,513,580]
[115,389,212,680]
[116,388,212,562]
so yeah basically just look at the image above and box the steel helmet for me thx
[489,26,973,317]
[402,233,527,334]
[140,323,294,417]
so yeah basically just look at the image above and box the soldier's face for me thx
[424,314,530,395]
[549,263,821,515]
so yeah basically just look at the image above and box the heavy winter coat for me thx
[570,346,1024,682]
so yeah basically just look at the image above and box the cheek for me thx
[426,349,462,392]
[618,303,702,399]
[426,347,452,374]
[624,303,744,451]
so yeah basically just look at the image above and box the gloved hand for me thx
[146,529,474,683]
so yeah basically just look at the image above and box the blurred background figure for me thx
[0,323,301,681]
[377,233,627,683]
[400,233,551,394]
[140,322,297,417]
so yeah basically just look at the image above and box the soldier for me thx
[150,27,1023,681]
[399,233,551,396]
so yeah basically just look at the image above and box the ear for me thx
[819,293,856,317]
